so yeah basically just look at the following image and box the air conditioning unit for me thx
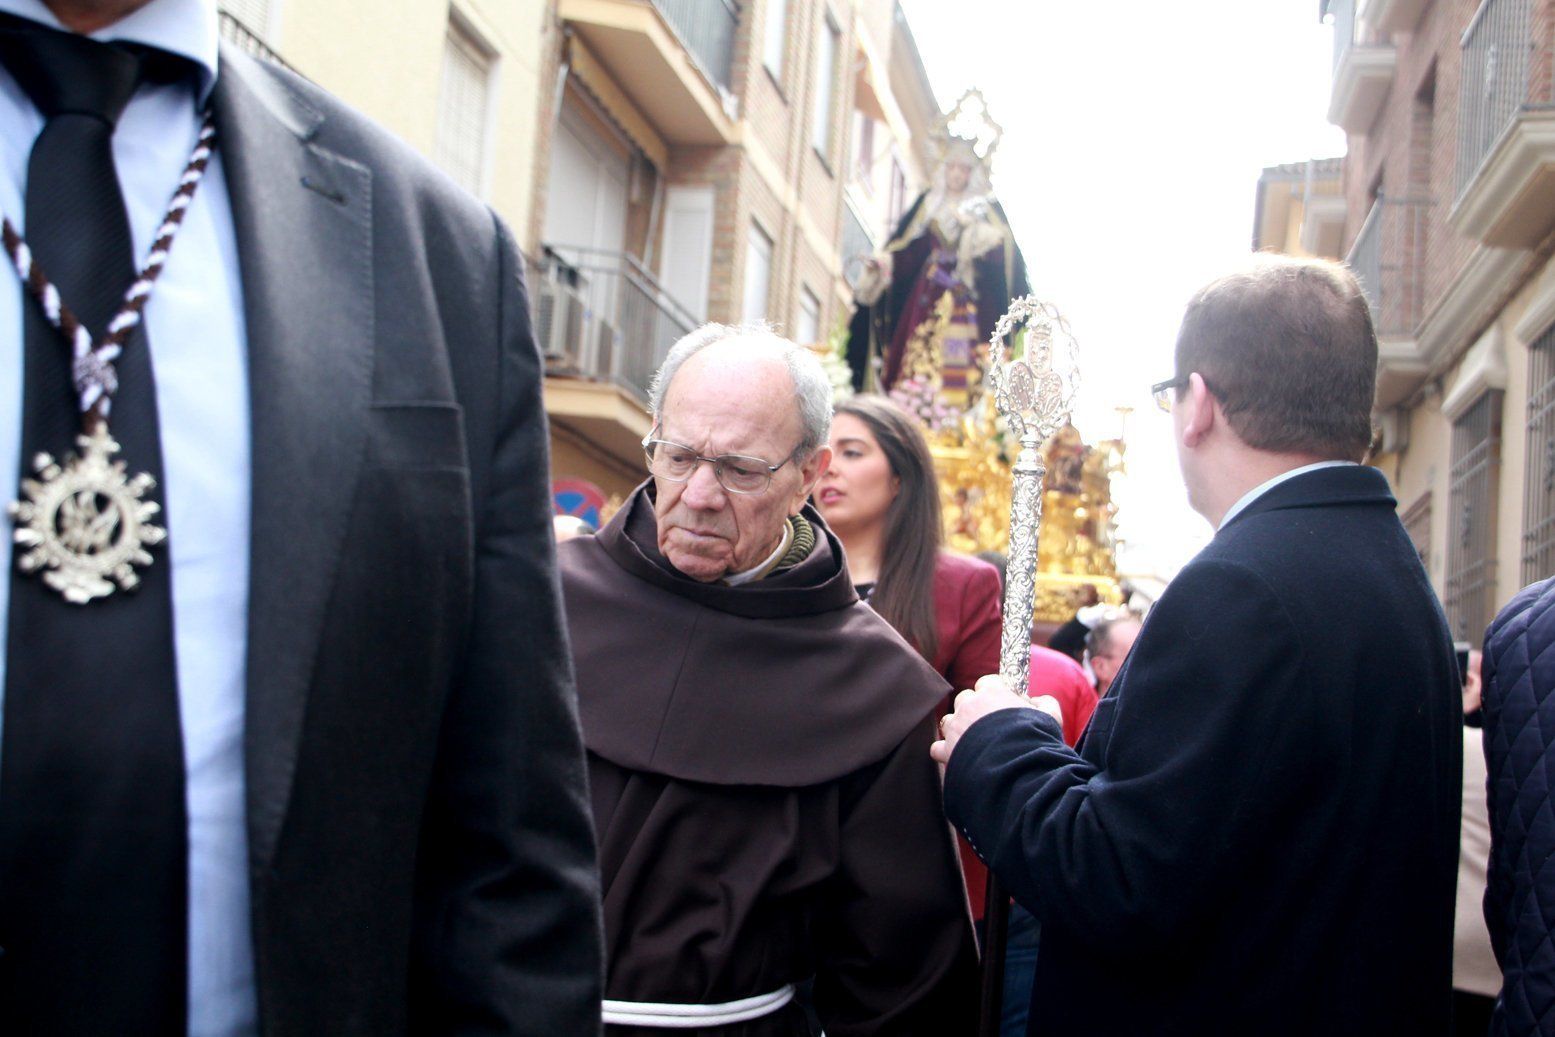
[589,318,618,381]
[535,278,586,365]
[1375,407,1410,454]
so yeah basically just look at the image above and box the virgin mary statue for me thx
[845,99,1027,416]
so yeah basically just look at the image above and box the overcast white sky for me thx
[897,0,1347,579]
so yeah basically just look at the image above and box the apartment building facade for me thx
[1315,0,1555,641]
[1253,158,1346,257]
[218,0,550,239]
[216,0,947,517]
[527,0,942,504]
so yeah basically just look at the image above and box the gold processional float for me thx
[827,88,1126,626]
[821,326,1128,627]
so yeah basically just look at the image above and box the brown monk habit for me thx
[560,483,978,1036]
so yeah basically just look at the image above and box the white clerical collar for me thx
[0,0,220,104]
[723,520,794,587]
[1218,460,1358,529]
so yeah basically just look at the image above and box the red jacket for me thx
[926,554,1098,918]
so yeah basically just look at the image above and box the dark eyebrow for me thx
[834,437,870,448]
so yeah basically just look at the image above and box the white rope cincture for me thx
[600,984,797,1029]
[0,112,217,422]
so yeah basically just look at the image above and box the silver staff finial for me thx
[986,296,1081,689]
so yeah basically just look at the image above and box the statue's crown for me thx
[931,89,1003,169]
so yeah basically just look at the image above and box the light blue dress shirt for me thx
[1218,460,1359,529]
[0,0,256,1032]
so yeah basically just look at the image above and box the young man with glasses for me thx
[556,323,977,1034]
[933,255,1461,1035]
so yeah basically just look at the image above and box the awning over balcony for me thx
[559,0,738,147]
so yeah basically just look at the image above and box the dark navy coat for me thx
[944,465,1462,1035]
[1483,576,1555,1035]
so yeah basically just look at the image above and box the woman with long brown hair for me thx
[814,394,1002,692]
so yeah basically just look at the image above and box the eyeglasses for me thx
[643,433,796,495]
[1150,374,1218,413]
[1150,376,1188,413]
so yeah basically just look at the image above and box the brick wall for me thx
[1531,0,1555,105]
[1340,0,1461,311]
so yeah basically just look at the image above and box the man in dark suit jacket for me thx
[0,3,601,1034]
[933,255,1461,1034]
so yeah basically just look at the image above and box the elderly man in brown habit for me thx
[558,323,977,1035]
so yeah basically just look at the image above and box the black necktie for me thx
[0,20,189,1035]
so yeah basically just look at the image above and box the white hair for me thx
[647,321,834,459]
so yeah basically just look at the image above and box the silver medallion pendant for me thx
[8,425,166,604]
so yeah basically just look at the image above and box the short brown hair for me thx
[1174,254,1377,461]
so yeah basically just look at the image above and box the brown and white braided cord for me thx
[0,112,217,425]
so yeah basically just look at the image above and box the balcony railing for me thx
[1456,0,1534,199]
[530,246,698,403]
[651,0,741,94]
[1347,195,1430,338]
[216,9,295,72]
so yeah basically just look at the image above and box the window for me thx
[742,222,774,323]
[1523,325,1555,582]
[1445,391,1503,641]
[660,186,715,322]
[853,113,876,191]
[887,153,909,227]
[811,14,839,161]
[763,0,788,80]
[218,0,272,37]
[434,19,494,198]
[795,287,821,346]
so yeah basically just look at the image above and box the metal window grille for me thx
[434,22,492,199]
[216,9,292,70]
[218,0,271,39]
[1401,492,1432,571]
[1446,391,1504,640]
[1456,0,1534,199]
[1523,326,1555,582]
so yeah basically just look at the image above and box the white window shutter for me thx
[435,23,492,198]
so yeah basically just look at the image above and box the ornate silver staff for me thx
[986,296,1082,688]
[976,295,1081,1036]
